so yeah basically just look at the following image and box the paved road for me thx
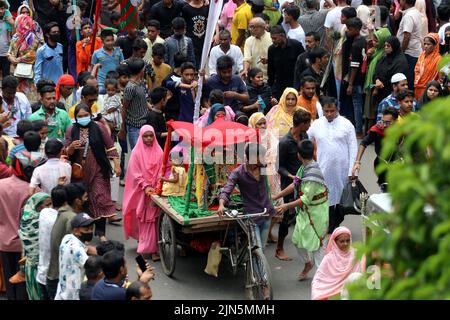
[102,144,379,300]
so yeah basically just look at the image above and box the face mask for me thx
[50,34,60,43]
[79,232,93,243]
[77,116,91,127]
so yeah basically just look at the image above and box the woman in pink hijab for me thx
[123,125,163,261]
[311,226,366,300]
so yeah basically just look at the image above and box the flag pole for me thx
[90,0,102,56]
[193,0,224,123]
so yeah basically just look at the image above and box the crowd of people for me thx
[0,0,448,300]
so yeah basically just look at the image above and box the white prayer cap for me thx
[391,73,407,84]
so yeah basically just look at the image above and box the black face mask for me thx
[79,232,93,243]
[49,34,60,43]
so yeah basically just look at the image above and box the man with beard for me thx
[54,213,97,300]
[267,25,304,100]
[34,22,64,85]
[46,183,97,299]
[29,85,71,140]
[297,76,323,120]
[294,32,320,90]
[299,47,331,97]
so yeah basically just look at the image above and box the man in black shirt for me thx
[352,107,398,192]
[340,17,367,138]
[146,87,169,149]
[162,53,188,121]
[294,31,320,90]
[148,0,183,39]
[299,47,329,97]
[181,0,209,69]
[276,109,311,261]
[267,25,304,100]
[116,29,142,60]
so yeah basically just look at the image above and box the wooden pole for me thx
[156,125,173,195]
[184,146,195,216]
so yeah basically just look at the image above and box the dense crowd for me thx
[0,0,448,301]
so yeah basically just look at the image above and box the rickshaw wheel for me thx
[158,212,176,277]
[245,248,273,300]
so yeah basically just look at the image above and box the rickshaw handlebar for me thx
[224,208,268,219]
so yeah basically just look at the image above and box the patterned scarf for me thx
[14,14,37,52]
[19,192,50,265]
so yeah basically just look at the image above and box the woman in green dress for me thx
[19,192,52,300]
[273,140,329,281]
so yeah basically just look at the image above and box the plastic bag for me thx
[204,241,222,277]
[340,179,368,215]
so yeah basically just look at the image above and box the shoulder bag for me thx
[71,139,89,180]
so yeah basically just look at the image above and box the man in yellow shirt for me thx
[68,85,99,119]
[231,0,253,50]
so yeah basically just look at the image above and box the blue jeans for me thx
[254,218,271,250]
[352,85,364,134]
[127,125,140,151]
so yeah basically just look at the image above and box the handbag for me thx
[340,179,368,216]
[14,63,34,79]
[71,139,89,180]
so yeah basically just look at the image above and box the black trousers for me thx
[46,278,58,300]
[328,205,345,234]
[278,195,296,241]
[0,251,28,300]
[95,217,107,237]
[0,56,10,78]
[39,283,50,300]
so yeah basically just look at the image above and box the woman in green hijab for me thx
[364,27,391,130]
[19,192,51,300]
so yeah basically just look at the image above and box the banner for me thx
[193,0,224,123]
[118,0,141,32]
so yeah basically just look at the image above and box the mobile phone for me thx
[135,255,147,272]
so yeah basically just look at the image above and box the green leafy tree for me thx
[347,99,450,299]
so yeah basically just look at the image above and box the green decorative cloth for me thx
[364,27,391,91]
[168,195,242,224]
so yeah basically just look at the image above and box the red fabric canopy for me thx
[167,119,258,148]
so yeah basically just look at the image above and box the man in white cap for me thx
[54,213,97,300]
[376,73,417,121]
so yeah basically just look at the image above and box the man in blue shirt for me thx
[34,22,64,85]
[204,55,249,112]
[376,73,417,121]
[91,29,124,94]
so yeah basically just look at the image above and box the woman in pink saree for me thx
[311,226,366,300]
[123,125,163,261]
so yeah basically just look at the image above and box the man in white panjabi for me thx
[307,96,357,234]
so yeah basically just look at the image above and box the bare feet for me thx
[267,235,278,244]
[99,235,108,242]
[115,203,122,211]
[298,262,313,281]
[151,253,160,262]
[275,249,293,261]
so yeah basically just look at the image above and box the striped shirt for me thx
[124,81,149,128]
